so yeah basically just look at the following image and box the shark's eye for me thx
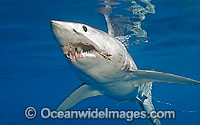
[82,25,87,32]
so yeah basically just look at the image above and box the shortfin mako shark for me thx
[51,9,200,125]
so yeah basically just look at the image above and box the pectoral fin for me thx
[128,70,200,85]
[57,83,102,111]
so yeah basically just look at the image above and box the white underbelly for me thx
[100,81,138,101]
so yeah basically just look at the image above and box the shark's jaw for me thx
[62,41,97,61]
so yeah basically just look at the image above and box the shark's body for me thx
[51,16,200,124]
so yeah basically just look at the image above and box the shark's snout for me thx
[51,20,56,24]
[51,20,59,28]
[51,20,60,31]
[51,20,64,31]
[51,20,79,37]
[51,20,76,30]
[51,20,73,46]
[51,20,57,24]
[51,20,63,26]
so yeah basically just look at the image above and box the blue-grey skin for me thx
[51,19,200,125]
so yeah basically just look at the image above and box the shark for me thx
[50,9,200,124]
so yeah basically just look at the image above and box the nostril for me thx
[73,29,77,33]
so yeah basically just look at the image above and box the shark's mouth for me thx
[62,41,112,61]
[62,42,97,61]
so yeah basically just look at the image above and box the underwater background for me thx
[0,0,200,125]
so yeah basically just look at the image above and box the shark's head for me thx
[51,20,131,82]
[51,20,101,67]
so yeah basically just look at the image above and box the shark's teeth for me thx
[85,53,96,58]
[62,42,100,61]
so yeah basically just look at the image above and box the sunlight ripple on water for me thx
[98,0,155,46]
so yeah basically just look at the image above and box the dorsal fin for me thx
[97,1,118,37]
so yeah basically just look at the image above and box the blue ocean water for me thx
[0,0,200,125]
